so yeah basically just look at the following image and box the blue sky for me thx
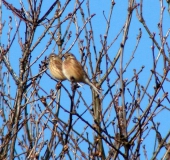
[1,0,170,159]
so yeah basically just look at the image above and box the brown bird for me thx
[48,53,66,81]
[62,53,100,95]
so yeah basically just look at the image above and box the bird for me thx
[48,53,66,81]
[62,52,100,95]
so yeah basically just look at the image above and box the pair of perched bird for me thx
[48,53,100,95]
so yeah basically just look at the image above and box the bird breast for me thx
[63,58,85,83]
[49,60,65,80]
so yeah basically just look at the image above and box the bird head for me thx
[48,53,63,62]
[48,53,56,60]
[63,53,76,60]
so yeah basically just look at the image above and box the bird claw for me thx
[71,82,78,91]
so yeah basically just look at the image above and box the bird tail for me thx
[89,82,101,95]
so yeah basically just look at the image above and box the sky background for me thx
[1,0,170,159]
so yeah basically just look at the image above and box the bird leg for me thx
[56,81,62,90]
[70,77,77,91]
